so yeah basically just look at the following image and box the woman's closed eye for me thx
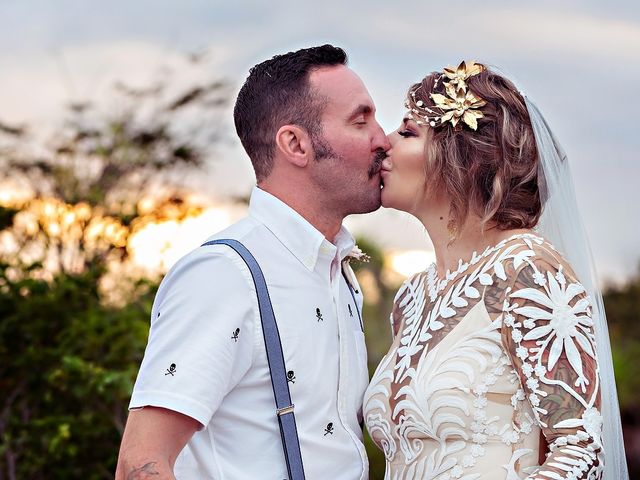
[397,129,415,138]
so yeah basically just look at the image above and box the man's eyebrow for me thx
[348,104,373,120]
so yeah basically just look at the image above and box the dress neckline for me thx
[425,232,543,301]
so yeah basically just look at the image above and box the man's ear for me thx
[275,124,312,168]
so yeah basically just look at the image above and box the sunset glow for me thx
[388,249,435,278]
[128,204,246,273]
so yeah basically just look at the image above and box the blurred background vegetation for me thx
[0,64,637,479]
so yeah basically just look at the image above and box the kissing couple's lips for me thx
[368,149,389,179]
[380,156,393,176]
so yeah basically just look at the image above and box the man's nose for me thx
[373,123,391,152]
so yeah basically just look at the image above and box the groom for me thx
[116,44,389,479]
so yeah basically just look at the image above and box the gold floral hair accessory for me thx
[406,61,487,131]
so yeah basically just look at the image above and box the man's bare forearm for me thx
[115,407,199,479]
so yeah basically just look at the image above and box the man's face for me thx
[307,65,390,216]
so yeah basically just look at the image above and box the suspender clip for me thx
[277,404,295,416]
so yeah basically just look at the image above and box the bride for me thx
[363,62,628,479]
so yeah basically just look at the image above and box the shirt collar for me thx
[249,186,356,271]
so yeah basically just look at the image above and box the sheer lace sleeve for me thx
[501,247,604,479]
[389,272,425,340]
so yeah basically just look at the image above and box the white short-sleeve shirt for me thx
[129,186,369,479]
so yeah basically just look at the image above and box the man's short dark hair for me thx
[233,44,348,181]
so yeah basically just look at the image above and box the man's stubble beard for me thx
[312,133,382,216]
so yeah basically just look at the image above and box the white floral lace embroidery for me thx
[364,234,604,480]
[504,254,603,479]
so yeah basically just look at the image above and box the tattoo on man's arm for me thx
[126,462,160,479]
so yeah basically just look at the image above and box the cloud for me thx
[362,6,640,60]
[0,40,234,124]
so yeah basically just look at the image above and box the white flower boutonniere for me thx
[342,245,368,295]
[346,245,370,264]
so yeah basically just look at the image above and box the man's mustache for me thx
[368,149,388,179]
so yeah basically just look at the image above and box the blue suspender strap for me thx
[201,239,305,480]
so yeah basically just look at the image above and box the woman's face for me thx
[381,117,431,213]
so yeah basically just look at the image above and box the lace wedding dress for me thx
[364,233,603,480]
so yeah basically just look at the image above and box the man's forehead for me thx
[309,65,374,111]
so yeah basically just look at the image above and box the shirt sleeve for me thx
[501,250,604,479]
[129,246,256,427]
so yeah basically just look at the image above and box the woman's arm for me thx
[501,254,604,479]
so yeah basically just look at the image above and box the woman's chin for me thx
[380,188,393,209]
[381,190,413,214]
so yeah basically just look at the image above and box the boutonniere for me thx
[342,245,368,295]
[346,245,370,264]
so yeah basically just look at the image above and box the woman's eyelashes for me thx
[397,129,415,138]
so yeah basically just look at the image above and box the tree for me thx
[0,56,230,277]
[0,55,230,479]
[0,263,156,479]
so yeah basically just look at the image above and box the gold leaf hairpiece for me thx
[407,61,487,131]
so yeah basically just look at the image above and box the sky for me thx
[1,0,639,283]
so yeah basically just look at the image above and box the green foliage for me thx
[0,262,157,478]
[364,429,386,480]
[604,263,640,343]
[603,264,640,411]
[611,341,640,410]
[602,264,640,476]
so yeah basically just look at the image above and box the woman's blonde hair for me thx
[407,65,541,238]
